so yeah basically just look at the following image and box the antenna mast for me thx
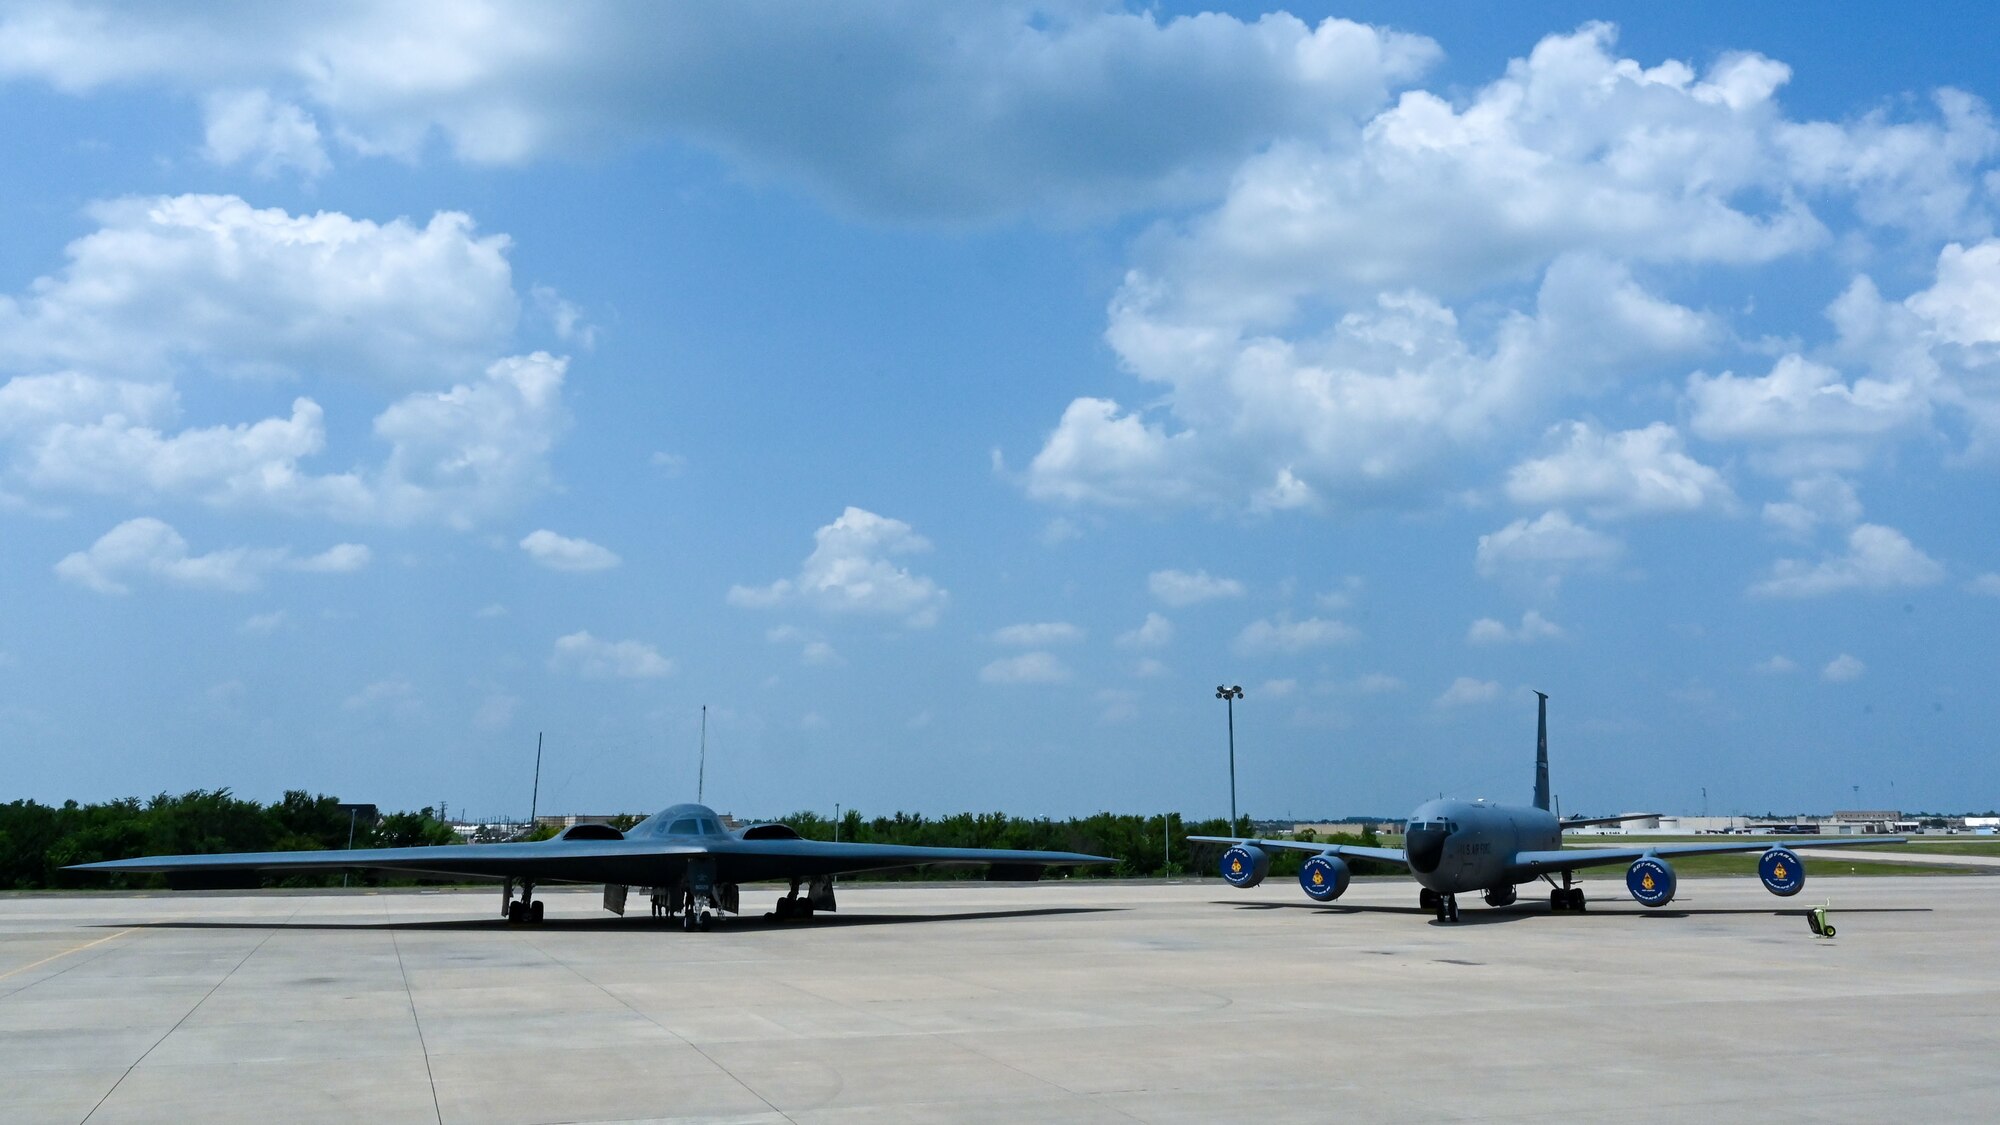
[529,731,543,828]
[697,705,707,804]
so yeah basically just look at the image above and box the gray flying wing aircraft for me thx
[1191,693,1906,922]
[70,802,1112,931]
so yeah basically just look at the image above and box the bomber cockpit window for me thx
[667,818,700,835]
[697,818,721,836]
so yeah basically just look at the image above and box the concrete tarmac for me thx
[3,874,1995,1123]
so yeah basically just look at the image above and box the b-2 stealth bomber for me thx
[72,801,1111,930]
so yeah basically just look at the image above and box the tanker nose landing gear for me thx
[1419,888,1462,922]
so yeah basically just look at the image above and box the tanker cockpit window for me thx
[1405,819,1451,875]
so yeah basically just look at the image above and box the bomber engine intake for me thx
[1625,856,1676,907]
[1219,844,1272,888]
[1298,855,1351,902]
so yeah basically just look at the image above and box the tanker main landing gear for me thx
[1547,871,1587,913]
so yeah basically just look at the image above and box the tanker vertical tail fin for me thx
[1533,691,1550,812]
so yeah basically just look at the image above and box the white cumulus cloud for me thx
[54,517,369,595]
[1435,677,1501,707]
[1822,653,1866,682]
[0,194,516,383]
[1475,511,1623,582]
[1762,475,1864,540]
[1116,612,1175,649]
[549,631,674,679]
[1909,239,2000,346]
[1751,523,1945,598]
[1233,615,1359,655]
[1148,568,1245,606]
[0,6,1440,220]
[0,195,573,528]
[1467,611,1564,645]
[979,651,1070,685]
[519,529,620,572]
[202,89,328,178]
[992,622,1083,646]
[343,678,420,718]
[727,507,947,627]
[1505,422,1734,519]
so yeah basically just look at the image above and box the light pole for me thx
[1216,685,1244,831]
[343,806,357,889]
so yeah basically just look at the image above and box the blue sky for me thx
[2,3,1997,822]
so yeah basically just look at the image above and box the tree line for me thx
[0,789,1396,890]
[0,790,456,890]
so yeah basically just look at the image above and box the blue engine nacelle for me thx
[1219,844,1272,888]
[1626,856,1676,907]
[1759,847,1805,896]
[1298,855,1351,902]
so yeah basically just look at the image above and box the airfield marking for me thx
[0,927,134,984]
[80,909,296,1123]
[389,926,445,1125]
[524,932,802,1122]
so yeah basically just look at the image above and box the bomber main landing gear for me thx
[502,879,545,924]
[770,879,817,921]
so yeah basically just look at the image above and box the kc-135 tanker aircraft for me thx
[1193,693,1907,922]
[72,803,1111,930]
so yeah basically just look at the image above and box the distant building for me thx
[1833,809,1901,824]
[335,803,379,829]
[1290,822,1396,838]
[527,812,740,832]
[533,814,624,830]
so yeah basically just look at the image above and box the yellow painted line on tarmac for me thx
[0,928,134,983]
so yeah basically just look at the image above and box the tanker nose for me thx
[1405,819,1452,874]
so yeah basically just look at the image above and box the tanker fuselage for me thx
[1402,798,1560,895]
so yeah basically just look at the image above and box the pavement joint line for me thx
[389,914,445,1125]
[79,907,296,1125]
[0,927,133,988]
[815,965,1128,1118]
[524,932,802,1124]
